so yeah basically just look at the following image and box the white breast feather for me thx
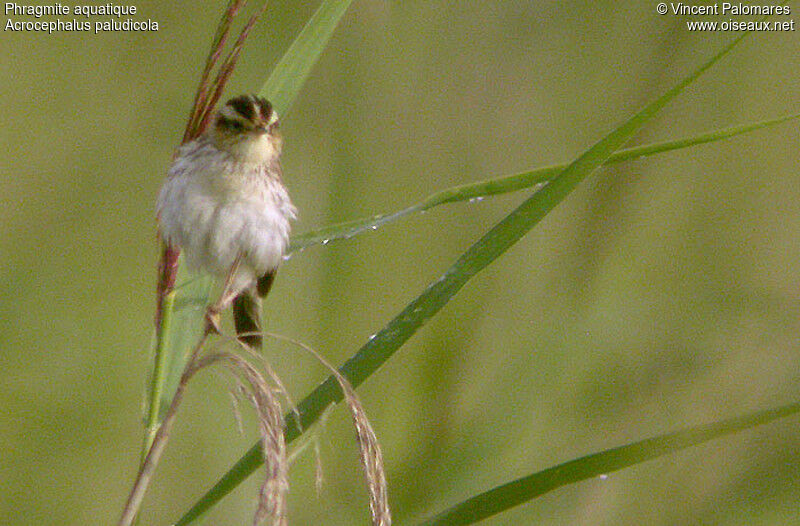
[157,138,296,290]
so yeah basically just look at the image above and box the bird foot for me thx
[204,306,222,335]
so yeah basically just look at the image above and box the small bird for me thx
[157,94,296,348]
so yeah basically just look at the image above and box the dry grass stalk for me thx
[264,333,392,526]
[339,380,391,525]
[314,438,324,496]
[238,339,299,422]
[193,351,289,526]
[228,383,247,435]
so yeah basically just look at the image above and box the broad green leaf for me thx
[289,113,800,253]
[144,260,212,451]
[173,27,756,526]
[260,0,353,117]
[418,402,800,525]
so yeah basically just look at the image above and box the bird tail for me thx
[232,271,276,349]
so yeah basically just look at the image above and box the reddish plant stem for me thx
[154,243,181,330]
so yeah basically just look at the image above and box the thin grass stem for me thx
[121,329,211,526]
[143,290,176,456]
[289,112,800,252]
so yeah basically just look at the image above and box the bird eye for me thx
[219,118,246,133]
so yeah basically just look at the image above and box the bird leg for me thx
[204,255,244,334]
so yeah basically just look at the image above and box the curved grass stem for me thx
[289,112,800,252]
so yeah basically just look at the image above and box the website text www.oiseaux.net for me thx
[657,3,795,32]
[686,19,795,31]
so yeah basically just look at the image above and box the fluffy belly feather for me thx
[157,155,295,288]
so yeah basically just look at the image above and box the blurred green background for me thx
[2,1,800,524]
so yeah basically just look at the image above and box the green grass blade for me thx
[145,260,212,443]
[418,402,800,525]
[289,112,800,252]
[260,0,353,116]
[174,29,756,526]
[290,205,424,253]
